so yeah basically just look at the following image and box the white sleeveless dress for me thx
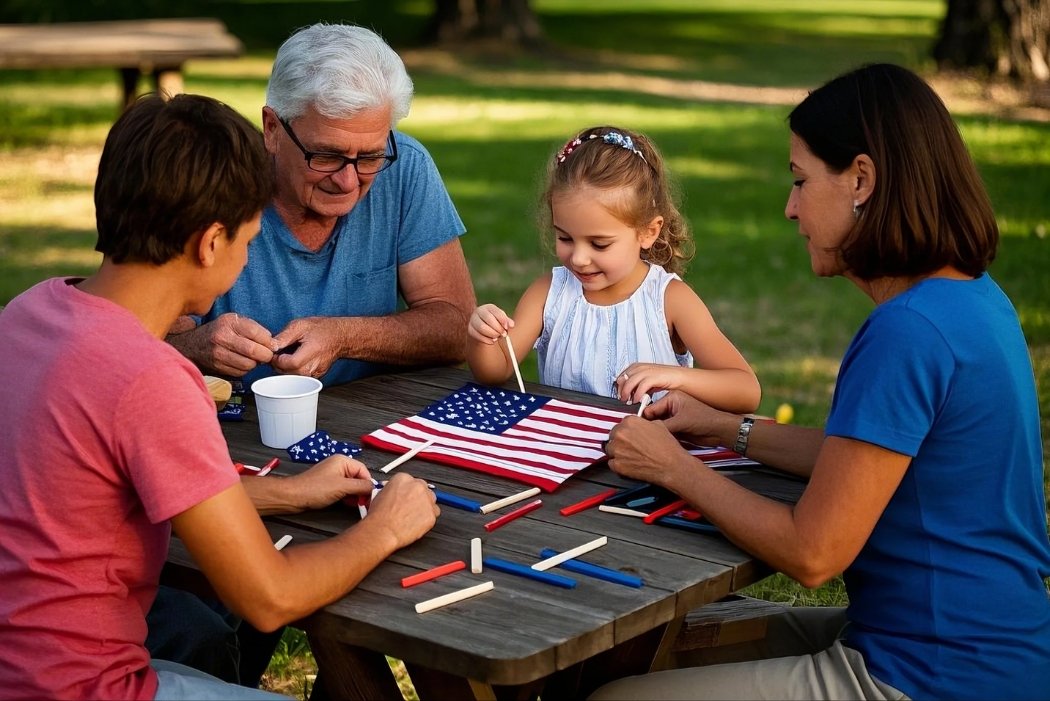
[535,264,693,398]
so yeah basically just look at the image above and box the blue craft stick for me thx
[483,557,577,589]
[625,495,656,508]
[433,490,482,513]
[657,516,721,535]
[538,548,644,588]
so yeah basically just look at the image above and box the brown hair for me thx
[94,93,274,264]
[541,125,694,276]
[788,63,998,279]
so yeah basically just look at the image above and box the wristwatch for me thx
[734,417,755,456]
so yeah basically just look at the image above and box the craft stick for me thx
[379,439,436,474]
[538,548,644,588]
[559,488,619,516]
[470,537,483,573]
[531,536,608,572]
[415,580,494,614]
[643,499,689,525]
[658,516,721,535]
[479,486,541,514]
[483,499,543,532]
[273,535,293,551]
[626,495,657,508]
[598,505,649,518]
[434,490,483,513]
[401,560,467,588]
[483,557,576,589]
[636,393,651,416]
[504,334,526,393]
[256,457,280,477]
[357,499,368,519]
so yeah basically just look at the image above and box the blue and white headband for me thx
[556,131,647,165]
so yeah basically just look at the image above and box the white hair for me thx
[265,23,413,125]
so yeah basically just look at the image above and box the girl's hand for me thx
[468,304,514,344]
[614,363,683,404]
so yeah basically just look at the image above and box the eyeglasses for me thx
[277,117,398,175]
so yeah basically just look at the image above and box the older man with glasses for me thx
[153,23,473,689]
[168,22,475,387]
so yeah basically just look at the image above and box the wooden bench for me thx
[656,594,789,670]
[0,18,243,111]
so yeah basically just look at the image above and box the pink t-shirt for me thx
[0,278,240,700]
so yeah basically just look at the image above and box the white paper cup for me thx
[251,375,323,449]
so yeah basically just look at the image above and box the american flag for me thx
[361,383,757,492]
[362,383,629,491]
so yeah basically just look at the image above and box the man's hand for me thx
[168,312,277,376]
[606,416,694,487]
[271,317,345,379]
[641,390,738,447]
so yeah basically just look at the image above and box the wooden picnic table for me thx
[0,18,243,110]
[165,366,805,700]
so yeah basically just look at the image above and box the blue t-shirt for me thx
[826,274,1050,700]
[204,131,465,386]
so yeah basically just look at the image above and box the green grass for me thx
[2,1,1048,696]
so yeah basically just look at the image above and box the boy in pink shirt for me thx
[0,94,439,700]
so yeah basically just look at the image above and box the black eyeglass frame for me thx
[277,116,398,175]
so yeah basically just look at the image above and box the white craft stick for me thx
[471,537,483,573]
[415,580,494,614]
[358,503,368,518]
[636,394,651,417]
[598,505,649,518]
[504,334,526,393]
[273,535,293,551]
[532,536,608,571]
[380,439,436,474]
[479,486,541,514]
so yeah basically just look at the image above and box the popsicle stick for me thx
[636,394,651,416]
[470,537,483,574]
[483,557,576,589]
[531,536,607,572]
[598,505,649,518]
[538,548,644,588]
[401,560,466,588]
[642,499,689,525]
[483,499,543,532]
[479,487,541,514]
[559,488,619,516]
[504,334,526,393]
[379,439,436,474]
[273,535,293,551]
[415,580,494,614]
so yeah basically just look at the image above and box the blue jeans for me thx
[152,659,289,700]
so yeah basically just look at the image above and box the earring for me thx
[852,200,860,217]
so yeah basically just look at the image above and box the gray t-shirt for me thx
[204,131,465,386]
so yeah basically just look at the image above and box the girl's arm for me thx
[465,273,550,386]
[617,280,760,413]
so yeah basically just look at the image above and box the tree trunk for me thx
[423,0,543,47]
[934,0,1049,83]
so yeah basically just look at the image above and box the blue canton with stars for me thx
[420,383,551,434]
[287,430,362,463]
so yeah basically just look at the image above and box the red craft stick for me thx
[483,499,543,532]
[257,457,280,476]
[559,488,619,517]
[643,499,689,525]
[401,560,467,588]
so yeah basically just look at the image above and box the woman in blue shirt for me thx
[596,63,1050,700]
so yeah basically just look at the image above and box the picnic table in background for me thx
[0,18,243,111]
[165,366,805,700]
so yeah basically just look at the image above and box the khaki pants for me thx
[589,607,908,700]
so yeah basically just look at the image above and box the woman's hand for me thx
[606,416,694,487]
[641,390,740,448]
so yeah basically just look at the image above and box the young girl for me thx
[467,125,760,413]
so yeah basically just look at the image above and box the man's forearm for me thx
[337,301,469,366]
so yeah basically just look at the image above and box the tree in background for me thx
[423,0,543,47]
[934,0,1049,84]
